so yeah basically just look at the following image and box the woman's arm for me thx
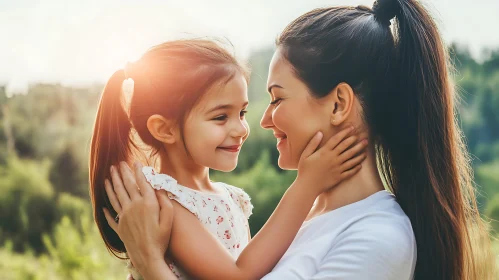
[103,162,177,280]
[107,127,367,280]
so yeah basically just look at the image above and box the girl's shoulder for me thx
[214,182,254,220]
[141,166,253,219]
[141,166,201,217]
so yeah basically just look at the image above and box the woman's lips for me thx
[274,133,287,143]
[274,133,287,148]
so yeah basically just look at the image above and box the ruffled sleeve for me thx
[225,185,253,219]
[142,166,199,217]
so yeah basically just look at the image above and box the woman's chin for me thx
[277,156,298,170]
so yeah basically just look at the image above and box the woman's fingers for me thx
[119,162,142,199]
[111,165,131,206]
[156,190,174,228]
[105,179,122,214]
[133,161,155,199]
[103,207,119,233]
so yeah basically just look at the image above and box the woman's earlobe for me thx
[146,115,176,144]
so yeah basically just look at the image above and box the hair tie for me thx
[372,0,399,26]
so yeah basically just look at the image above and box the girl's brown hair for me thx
[89,39,249,256]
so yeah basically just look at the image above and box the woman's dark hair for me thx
[89,39,249,258]
[277,0,494,279]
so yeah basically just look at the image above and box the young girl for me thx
[89,40,367,279]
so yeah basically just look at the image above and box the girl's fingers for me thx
[324,126,355,150]
[133,161,155,199]
[333,135,358,155]
[119,162,142,199]
[339,139,368,163]
[105,179,122,214]
[300,131,323,160]
[341,153,367,171]
[103,207,119,233]
[340,164,362,179]
[111,165,131,206]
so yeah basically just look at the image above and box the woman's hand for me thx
[103,161,174,274]
[296,126,368,196]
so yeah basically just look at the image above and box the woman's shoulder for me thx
[340,191,416,251]
[306,191,416,261]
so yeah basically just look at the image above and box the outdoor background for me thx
[1,0,498,279]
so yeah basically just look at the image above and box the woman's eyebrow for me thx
[267,84,283,94]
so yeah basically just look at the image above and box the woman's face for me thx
[260,48,332,170]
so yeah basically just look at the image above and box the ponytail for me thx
[374,0,495,279]
[276,0,495,278]
[89,69,133,256]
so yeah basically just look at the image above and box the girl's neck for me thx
[308,146,385,220]
[158,149,219,194]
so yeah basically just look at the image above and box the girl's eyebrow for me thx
[206,101,249,114]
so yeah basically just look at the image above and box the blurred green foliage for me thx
[0,44,498,278]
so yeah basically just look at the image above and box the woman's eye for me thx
[213,115,227,121]
[240,110,248,118]
[270,98,282,105]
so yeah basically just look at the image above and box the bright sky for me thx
[1,0,498,92]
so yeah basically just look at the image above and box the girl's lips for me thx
[218,145,241,152]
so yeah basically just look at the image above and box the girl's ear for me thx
[146,114,177,144]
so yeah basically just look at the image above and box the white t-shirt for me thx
[262,190,416,280]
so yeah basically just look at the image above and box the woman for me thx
[104,0,494,279]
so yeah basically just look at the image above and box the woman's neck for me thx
[308,146,385,219]
[158,148,218,194]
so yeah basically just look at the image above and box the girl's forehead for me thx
[193,75,249,113]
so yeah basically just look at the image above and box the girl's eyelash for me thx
[213,115,227,121]
[213,110,248,121]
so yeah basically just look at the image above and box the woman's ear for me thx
[146,114,177,144]
[329,82,354,126]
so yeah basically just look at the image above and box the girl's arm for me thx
[107,127,367,280]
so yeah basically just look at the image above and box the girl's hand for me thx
[297,126,368,196]
[103,161,174,274]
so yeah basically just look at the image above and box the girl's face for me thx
[260,48,331,170]
[183,72,250,172]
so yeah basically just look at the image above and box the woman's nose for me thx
[260,105,273,130]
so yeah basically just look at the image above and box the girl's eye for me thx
[240,110,248,118]
[213,115,227,121]
[270,98,282,105]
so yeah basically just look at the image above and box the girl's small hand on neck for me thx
[312,142,384,217]
[295,126,368,198]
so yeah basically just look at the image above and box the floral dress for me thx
[127,166,253,280]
